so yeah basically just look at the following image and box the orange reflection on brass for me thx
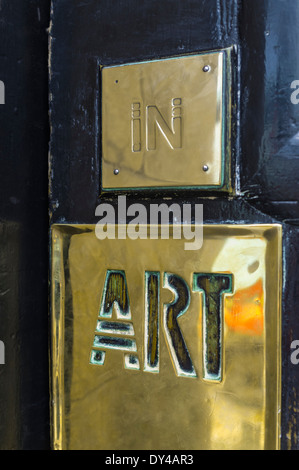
[225,279,264,336]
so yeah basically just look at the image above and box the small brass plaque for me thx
[51,225,281,450]
[101,49,231,191]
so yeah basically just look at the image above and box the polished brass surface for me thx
[51,225,281,450]
[101,49,231,190]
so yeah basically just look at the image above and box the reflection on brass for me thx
[101,49,232,191]
[51,225,281,450]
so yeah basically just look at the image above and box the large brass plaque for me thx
[51,225,281,450]
[101,49,231,191]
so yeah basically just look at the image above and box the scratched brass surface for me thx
[51,225,281,450]
[101,49,231,191]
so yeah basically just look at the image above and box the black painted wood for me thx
[0,0,50,449]
[281,226,299,449]
[239,0,299,220]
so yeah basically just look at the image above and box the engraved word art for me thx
[90,270,233,383]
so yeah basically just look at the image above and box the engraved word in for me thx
[90,270,233,382]
[131,98,182,152]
